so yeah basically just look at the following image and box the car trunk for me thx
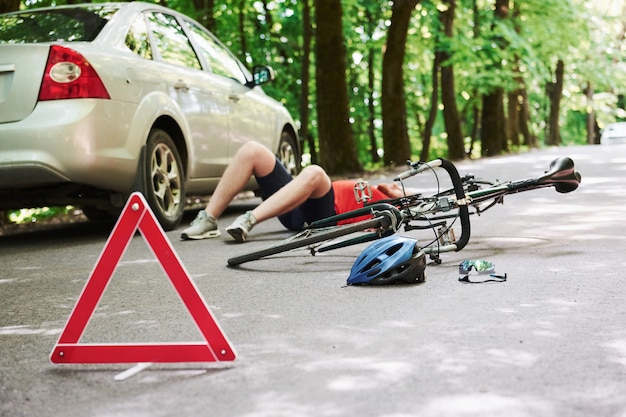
[0,44,50,124]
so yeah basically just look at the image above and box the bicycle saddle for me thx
[537,157,581,193]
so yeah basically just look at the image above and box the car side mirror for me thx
[250,65,275,87]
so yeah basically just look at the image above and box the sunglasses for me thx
[458,260,507,283]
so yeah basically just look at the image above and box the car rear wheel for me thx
[144,128,185,231]
[277,131,301,176]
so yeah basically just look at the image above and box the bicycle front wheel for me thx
[227,216,387,266]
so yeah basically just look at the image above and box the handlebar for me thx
[394,159,440,181]
[395,158,471,252]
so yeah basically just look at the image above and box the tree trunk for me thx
[547,59,564,146]
[0,0,19,13]
[299,0,315,163]
[518,88,537,147]
[420,51,441,162]
[585,82,598,144]
[480,0,509,157]
[439,0,465,160]
[467,0,480,157]
[237,0,248,58]
[508,90,521,147]
[381,0,419,167]
[314,0,362,174]
[481,89,506,156]
[367,48,380,163]
[192,0,216,31]
[507,5,522,148]
[469,101,480,156]
[363,8,380,164]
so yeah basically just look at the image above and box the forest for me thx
[3,0,626,175]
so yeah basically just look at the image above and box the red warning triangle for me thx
[50,192,236,364]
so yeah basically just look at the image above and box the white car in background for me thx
[0,2,300,230]
[600,122,626,145]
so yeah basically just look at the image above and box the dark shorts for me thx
[255,158,336,231]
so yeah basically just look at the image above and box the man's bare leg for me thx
[180,142,278,240]
[206,140,331,223]
[183,140,332,241]
[204,141,277,218]
[225,164,331,242]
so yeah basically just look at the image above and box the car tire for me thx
[143,128,185,231]
[277,131,301,176]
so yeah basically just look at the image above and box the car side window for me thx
[125,14,152,60]
[146,12,201,70]
[184,20,248,84]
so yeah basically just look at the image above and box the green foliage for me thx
[8,206,73,224]
[8,0,623,222]
[16,0,626,161]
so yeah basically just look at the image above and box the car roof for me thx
[1,1,172,14]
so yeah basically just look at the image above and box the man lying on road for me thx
[180,141,405,243]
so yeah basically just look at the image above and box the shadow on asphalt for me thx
[0,201,260,248]
[47,363,234,383]
[0,219,114,245]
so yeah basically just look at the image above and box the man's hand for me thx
[376,183,405,198]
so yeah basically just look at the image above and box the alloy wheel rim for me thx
[150,143,182,217]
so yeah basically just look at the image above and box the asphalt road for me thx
[1,144,625,417]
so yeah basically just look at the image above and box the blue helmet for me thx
[347,236,426,285]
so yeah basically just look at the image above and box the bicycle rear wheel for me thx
[227,216,388,266]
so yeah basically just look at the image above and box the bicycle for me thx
[227,156,581,266]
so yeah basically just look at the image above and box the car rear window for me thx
[0,6,118,43]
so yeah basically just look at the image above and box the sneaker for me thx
[225,211,257,243]
[180,210,220,240]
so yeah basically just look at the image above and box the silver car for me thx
[600,122,626,145]
[0,2,300,230]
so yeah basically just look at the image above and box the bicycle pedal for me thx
[438,226,456,246]
[353,181,373,204]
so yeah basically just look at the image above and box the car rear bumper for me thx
[0,99,141,193]
[0,161,71,187]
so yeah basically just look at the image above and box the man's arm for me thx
[376,183,410,199]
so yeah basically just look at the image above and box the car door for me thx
[144,11,231,179]
[182,20,276,158]
[227,76,277,154]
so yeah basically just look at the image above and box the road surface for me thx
[1,144,625,417]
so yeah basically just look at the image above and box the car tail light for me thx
[38,45,110,101]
